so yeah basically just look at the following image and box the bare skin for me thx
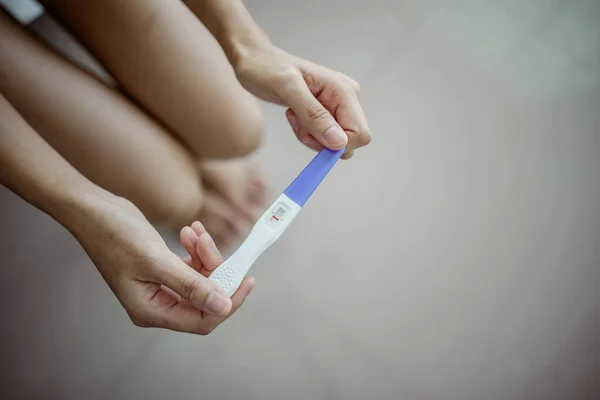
[0,12,203,228]
[0,92,253,333]
[1,9,267,250]
[0,0,371,333]
[199,159,269,250]
[41,0,263,159]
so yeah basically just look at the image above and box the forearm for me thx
[0,94,109,230]
[183,0,270,68]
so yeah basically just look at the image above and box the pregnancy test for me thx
[208,147,344,296]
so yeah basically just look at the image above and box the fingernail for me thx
[204,289,229,316]
[191,221,203,235]
[323,126,347,147]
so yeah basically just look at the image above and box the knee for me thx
[233,98,263,157]
[200,94,263,159]
[223,97,263,158]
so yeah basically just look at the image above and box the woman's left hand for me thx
[234,45,371,159]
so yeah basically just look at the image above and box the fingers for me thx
[285,107,301,136]
[281,75,348,151]
[281,68,369,156]
[136,286,214,335]
[131,274,255,335]
[347,78,361,96]
[285,108,324,152]
[150,254,232,317]
[195,230,224,272]
[180,221,225,276]
[341,149,355,160]
[180,226,202,272]
[129,254,254,335]
[330,74,370,158]
[158,275,255,335]
[152,300,212,334]
[190,220,207,237]
[190,220,225,273]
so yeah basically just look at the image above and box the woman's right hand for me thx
[234,45,370,159]
[71,194,255,335]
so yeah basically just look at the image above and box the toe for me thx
[249,179,268,208]
[248,165,269,206]
[198,190,249,253]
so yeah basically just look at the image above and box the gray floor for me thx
[1,0,600,399]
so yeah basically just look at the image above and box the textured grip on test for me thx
[206,148,342,296]
[209,264,239,295]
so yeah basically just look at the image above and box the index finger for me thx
[337,90,371,156]
[143,276,254,335]
[136,285,210,334]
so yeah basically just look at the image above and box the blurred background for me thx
[1,0,599,399]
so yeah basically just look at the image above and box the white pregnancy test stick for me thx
[208,147,344,296]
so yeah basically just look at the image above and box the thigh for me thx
[0,10,202,228]
[43,0,262,159]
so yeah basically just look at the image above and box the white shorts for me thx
[0,0,44,25]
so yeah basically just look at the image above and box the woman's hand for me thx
[234,45,371,159]
[72,194,255,335]
[1,91,253,335]
[185,0,370,158]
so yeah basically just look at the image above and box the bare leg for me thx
[41,0,270,249]
[0,10,202,228]
[27,11,117,88]
[42,0,263,159]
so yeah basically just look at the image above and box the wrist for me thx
[184,0,271,69]
[227,30,271,72]
[42,178,122,234]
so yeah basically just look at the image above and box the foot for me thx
[197,158,269,252]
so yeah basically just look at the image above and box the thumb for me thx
[285,84,348,150]
[157,257,232,317]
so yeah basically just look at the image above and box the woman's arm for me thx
[0,93,253,334]
[0,93,103,228]
[183,0,371,158]
[183,0,270,68]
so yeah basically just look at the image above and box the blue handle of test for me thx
[283,147,345,207]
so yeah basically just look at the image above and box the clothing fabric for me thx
[0,0,44,25]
